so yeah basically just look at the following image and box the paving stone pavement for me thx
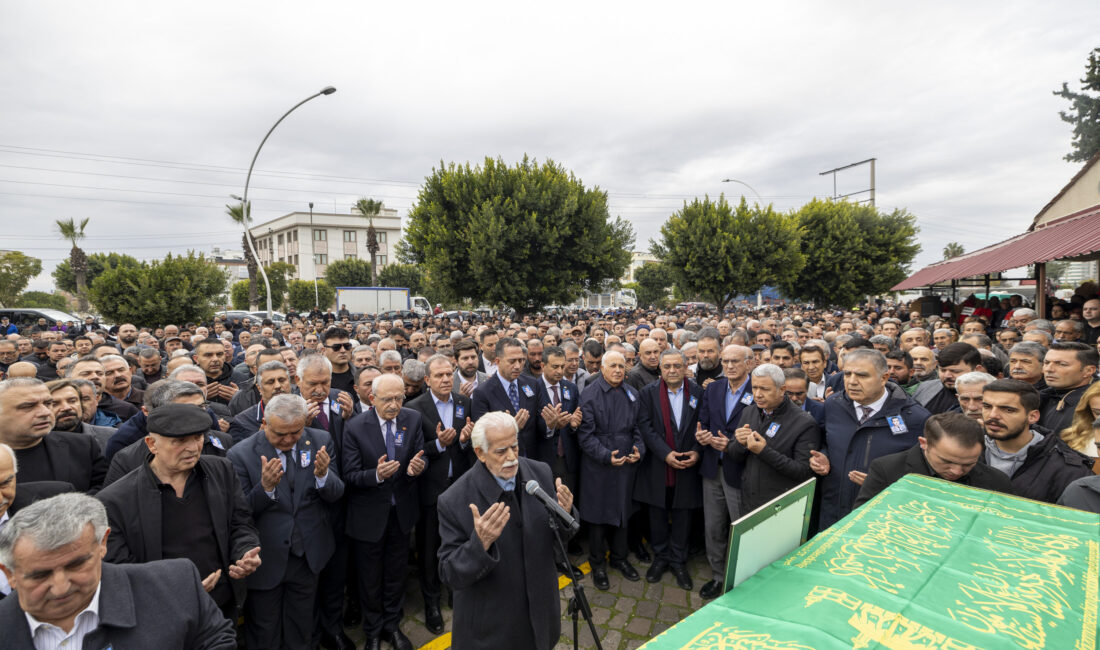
[344,548,715,649]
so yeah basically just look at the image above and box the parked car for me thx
[0,308,83,331]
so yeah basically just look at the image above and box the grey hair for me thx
[137,347,161,361]
[1025,318,1054,334]
[0,493,108,569]
[843,348,889,375]
[1009,341,1046,362]
[869,335,896,350]
[296,353,332,380]
[257,360,289,377]
[1013,308,1037,320]
[1025,330,1053,346]
[751,363,786,387]
[659,348,685,364]
[167,365,204,381]
[561,341,580,354]
[0,377,45,400]
[378,350,403,367]
[403,359,427,383]
[1056,319,1084,334]
[804,339,831,357]
[170,349,191,359]
[99,354,127,367]
[0,442,16,475]
[955,371,996,389]
[621,342,635,354]
[681,341,697,354]
[145,379,204,409]
[470,411,519,453]
[265,393,309,423]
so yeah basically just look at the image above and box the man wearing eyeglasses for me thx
[322,328,357,401]
[854,412,1012,507]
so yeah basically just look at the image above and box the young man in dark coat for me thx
[437,411,576,650]
[855,412,1013,506]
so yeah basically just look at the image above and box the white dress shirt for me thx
[0,511,9,596]
[264,444,328,500]
[854,389,890,422]
[26,582,102,650]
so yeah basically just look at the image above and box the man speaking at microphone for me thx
[438,411,577,650]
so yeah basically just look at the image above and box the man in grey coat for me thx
[438,411,576,650]
[0,493,236,649]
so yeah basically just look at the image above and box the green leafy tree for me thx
[52,253,141,295]
[633,262,672,308]
[377,263,423,295]
[229,262,294,310]
[14,291,70,311]
[651,196,803,311]
[0,251,43,306]
[1054,47,1100,162]
[88,252,227,326]
[404,156,634,313]
[56,218,90,311]
[288,279,334,311]
[353,198,384,285]
[943,242,965,260]
[324,258,374,288]
[225,197,260,309]
[781,199,921,308]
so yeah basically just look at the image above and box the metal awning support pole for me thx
[1035,263,1046,315]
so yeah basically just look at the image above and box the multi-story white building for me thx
[248,208,402,282]
[623,250,659,284]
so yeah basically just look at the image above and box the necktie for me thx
[551,384,560,407]
[508,382,520,412]
[385,420,396,459]
[859,405,873,424]
[315,406,330,432]
[552,385,563,456]
[283,448,296,491]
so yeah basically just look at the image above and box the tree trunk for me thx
[71,245,89,312]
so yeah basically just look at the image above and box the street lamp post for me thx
[241,86,336,318]
[309,201,319,309]
[720,178,763,204]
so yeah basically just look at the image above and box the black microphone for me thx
[525,479,580,532]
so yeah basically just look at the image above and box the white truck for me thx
[569,288,638,311]
[334,287,431,317]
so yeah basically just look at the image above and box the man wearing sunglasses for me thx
[322,328,357,402]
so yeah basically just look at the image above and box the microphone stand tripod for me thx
[547,515,603,650]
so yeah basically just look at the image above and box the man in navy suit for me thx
[634,350,704,591]
[783,368,826,429]
[227,360,294,443]
[228,394,345,650]
[471,337,543,460]
[405,354,474,635]
[342,374,427,650]
[695,344,754,599]
[537,346,583,487]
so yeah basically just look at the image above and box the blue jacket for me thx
[697,376,754,487]
[819,382,929,529]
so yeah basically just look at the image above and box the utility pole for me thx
[819,158,876,206]
[310,202,318,308]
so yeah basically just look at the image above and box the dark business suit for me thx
[406,389,474,608]
[535,377,581,478]
[96,455,260,613]
[633,379,704,568]
[342,406,425,640]
[15,431,107,494]
[471,373,543,458]
[229,427,345,650]
[7,480,72,515]
[0,559,237,649]
[437,458,576,650]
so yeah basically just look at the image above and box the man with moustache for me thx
[691,328,724,388]
[227,348,290,417]
[0,379,107,494]
[908,346,939,383]
[912,343,986,415]
[228,361,295,443]
[954,372,996,421]
[68,357,138,425]
[102,354,143,412]
[1006,341,1046,389]
[44,379,116,451]
[116,323,139,350]
[452,339,488,398]
[980,379,1093,503]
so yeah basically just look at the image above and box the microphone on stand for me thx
[525,479,580,532]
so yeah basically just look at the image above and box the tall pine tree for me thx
[1054,47,1100,163]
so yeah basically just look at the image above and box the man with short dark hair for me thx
[1038,342,1098,433]
[321,328,356,400]
[192,339,239,407]
[981,379,1093,503]
[471,338,543,460]
[911,343,984,415]
[884,349,918,394]
[692,327,724,388]
[855,412,1012,506]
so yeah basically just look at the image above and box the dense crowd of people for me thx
[1,285,1099,649]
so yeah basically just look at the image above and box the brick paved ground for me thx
[344,548,714,649]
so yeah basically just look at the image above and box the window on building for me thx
[343,230,356,242]
[313,229,326,241]
[293,254,299,265]
[378,232,387,243]
[291,230,298,242]
[313,253,328,265]
[278,233,285,245]
[378,255,387,266]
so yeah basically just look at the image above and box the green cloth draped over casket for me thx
[642,474,1099,649]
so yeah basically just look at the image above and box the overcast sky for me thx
[3,1,1098,294]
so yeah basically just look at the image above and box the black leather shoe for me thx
[632,544,652,563]
[366,637,381,650]
[593,568,610,590]
[646,559,668,583]
[385,629,413,650]
[700,579,723,599]
[320,631,357,650]
[425,601,444,635]
[672,565,693,591]
[343,600,362,628]
[611,559,640,582]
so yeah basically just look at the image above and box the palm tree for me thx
[56,217,90,311]
[353,198,384,284]
[226,196,260,310]
[943,242,965,260]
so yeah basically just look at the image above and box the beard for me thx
[699,357,718,371]
[55,412,81,431]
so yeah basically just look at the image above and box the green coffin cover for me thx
[641,474,1099,649]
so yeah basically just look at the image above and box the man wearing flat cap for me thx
[97,403,262,620]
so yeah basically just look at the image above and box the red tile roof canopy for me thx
[892,204,1100,291]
